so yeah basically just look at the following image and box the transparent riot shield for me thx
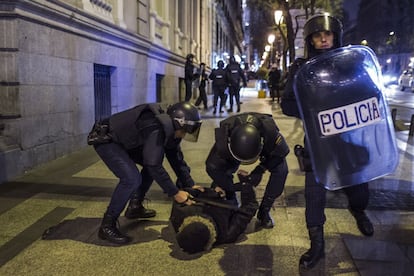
[294,45,398,190]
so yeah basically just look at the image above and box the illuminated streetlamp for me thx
[267,34,276,66]
[274,10,287,71]
[274,10,283,25]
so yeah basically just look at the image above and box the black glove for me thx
[249,165,265,187]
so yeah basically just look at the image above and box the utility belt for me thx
[87,120,112,145]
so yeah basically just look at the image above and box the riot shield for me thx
[294,45,398,190]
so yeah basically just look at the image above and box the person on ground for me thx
[170,172,258,254]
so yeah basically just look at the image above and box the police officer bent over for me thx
[205,112,289,228]
[87,102,202,244]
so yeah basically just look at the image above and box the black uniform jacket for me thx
[109,103,194,196]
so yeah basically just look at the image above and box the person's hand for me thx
[249,165,265,187]
[249,172,262,187]
[192,185,205,192]
[243,82,247,88]
[174,190,195,205]
[214,186,226,197]
[237,169,249,177]
[237,170,250,185]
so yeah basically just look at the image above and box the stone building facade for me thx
[0,0,245,183]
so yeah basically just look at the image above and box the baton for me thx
[192,197,251,216]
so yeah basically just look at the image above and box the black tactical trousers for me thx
[305,171,369,227]
[228,85,241,109]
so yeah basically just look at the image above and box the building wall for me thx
[0,0,243,184]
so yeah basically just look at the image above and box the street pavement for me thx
[0,83,413,275]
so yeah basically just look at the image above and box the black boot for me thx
[256,207,274,229]
[125,198,156,219]
[299,226,325,270]
[98,213,131,244]
[349,207,374,236]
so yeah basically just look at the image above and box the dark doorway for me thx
[93,64,112,121]
[156,74,164,102]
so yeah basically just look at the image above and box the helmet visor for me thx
[183,120,202,142]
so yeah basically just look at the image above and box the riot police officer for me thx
[281,14,374,270]
[205,112,289,228]
[184,54,197,101]
[88,102,202,245]
[209,60,229,114]
[225,56,247,112]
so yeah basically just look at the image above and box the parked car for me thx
[398,68,414,92]
[382,72,398,87]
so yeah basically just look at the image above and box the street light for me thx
[274,10,283,25]
[267,34,275,67]
[274,10,287,71]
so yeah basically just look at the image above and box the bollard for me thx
[409,114,414,137]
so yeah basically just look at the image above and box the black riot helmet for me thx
[229,56,236,64]
[217,60,224,68]
[167,102,202,142]
[303,14,343,58]
[228,123,263,164]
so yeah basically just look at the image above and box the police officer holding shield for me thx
[281,15,374,270]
